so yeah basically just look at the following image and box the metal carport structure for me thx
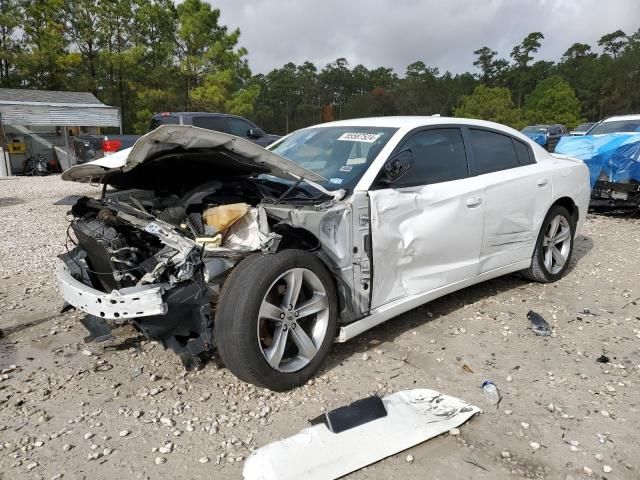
[0,88,121,176]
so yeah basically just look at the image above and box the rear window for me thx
[149,115,179,131]
[469,129,519,175]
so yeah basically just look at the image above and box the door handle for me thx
[537,178,549,187]
[465,197,482,208]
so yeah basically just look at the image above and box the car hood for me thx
[62,125,327,185]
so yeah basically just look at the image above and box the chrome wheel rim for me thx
[257,268,330,373]
[542,215,571,275]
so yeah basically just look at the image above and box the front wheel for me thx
[522,205,575,283]
[214,249,338,391]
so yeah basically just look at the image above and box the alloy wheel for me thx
[542,215,571,275]
[257,268,330,373]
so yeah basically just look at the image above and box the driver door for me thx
[368,128,486,309]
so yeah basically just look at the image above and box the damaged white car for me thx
[57,118,590,390]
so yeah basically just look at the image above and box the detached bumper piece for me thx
[243,389,481,480]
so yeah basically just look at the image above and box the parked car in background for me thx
[570,122,597,136]
[555,114,640,209]
[585,114,640,135]
[149,112,280,147]
[57,117,589,390]
[521,124,567,152]
[73,134,140,164]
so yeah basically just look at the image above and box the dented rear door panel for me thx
[479,164,551,273]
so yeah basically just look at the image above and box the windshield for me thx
[268,126,398,190]
[522,126,548,134]
[588,119,640,135]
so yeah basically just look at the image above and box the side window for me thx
[192,116,226,132]
[149,115,179,131]
[469,129,519,175]
[226,117,254,137]
[393,128,468,187]
[513,138,535,166]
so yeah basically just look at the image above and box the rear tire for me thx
[522,205,575,283]
[215,249,338,391]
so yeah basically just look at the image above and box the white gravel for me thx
[1,177,639,479]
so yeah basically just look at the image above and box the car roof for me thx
[601,114,640,122]
[151,112,247,119]
[314,116,525,136]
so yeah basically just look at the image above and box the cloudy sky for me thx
[211,0,639,75]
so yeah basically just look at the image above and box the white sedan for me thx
[58,117,591,390]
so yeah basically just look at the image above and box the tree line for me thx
[1,0,639,134]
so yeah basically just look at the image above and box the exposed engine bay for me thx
[61,176,358,367]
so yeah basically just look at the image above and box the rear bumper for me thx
[56,255,168,320]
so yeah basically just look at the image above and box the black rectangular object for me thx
[309,395,387,434]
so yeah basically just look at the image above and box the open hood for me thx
[62,125,327,185]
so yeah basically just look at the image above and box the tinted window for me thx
[149,115,179,131]
[513,138,535,165]
[393,128,468,187]
[192,116,226,132]
[469,129,519,175]
[226,117,254,137]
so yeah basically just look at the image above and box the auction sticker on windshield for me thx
[337,132,381,143]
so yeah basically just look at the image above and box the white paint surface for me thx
[243,389,480,480]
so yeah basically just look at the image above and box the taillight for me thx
[102,138,122,155]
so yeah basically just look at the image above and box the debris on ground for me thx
[243,389,480,480]
[481,380,501,405]
[527,310,551,336]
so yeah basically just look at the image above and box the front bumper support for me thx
[56,255,169,320]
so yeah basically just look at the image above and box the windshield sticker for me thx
[339,165,353,172]
[337,132,381,143]
[329,178,343,185]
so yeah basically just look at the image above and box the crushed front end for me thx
[58,195,216,365]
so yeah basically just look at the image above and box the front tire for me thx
[522,205,575,283]
[214,249,338,391]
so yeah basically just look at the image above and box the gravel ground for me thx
[1,176,639,480]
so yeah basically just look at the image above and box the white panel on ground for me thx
[243,389,481,480]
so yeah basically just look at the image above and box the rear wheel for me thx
[215,249,338,391]
[522,205,575,283]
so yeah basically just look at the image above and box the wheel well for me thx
[551,196,579,223]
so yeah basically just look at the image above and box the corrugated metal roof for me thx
[0,89,120,127]
[0,88,103,106]
[0,103,120,127]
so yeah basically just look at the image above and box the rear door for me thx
[369,127,487,308]
[465,128,551,273]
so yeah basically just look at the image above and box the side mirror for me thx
[378,150,412,185]
[248,127,265,138]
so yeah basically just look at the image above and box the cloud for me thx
[211,0,640,75]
